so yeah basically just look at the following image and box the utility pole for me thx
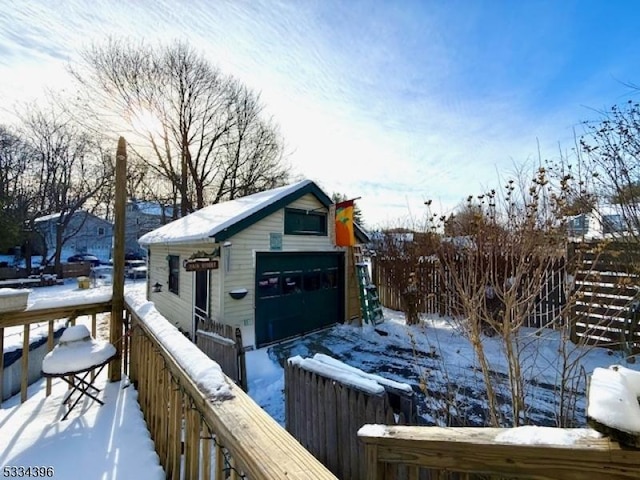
[109,136,126,382]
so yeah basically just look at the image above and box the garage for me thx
[255,251,345,347]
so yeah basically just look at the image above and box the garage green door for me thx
[255,252,344,347]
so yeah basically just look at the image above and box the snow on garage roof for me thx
[138,179,332,246]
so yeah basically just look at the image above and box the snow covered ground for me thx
[247,308,638,428]
[2,278,638,477]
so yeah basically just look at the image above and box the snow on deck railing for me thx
[125,290,232,401]
[124,290,337,480]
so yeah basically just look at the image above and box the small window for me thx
[569,214,589,235]
[282,274,302,295]
[322,269,338,289]
[97,227,105,236]
[258,274,280,298]
[284,208,327,236]
[603,214,624,234]
[303,272,322,291]
[168,255,180,295]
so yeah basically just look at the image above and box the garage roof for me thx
[138,180,333,245]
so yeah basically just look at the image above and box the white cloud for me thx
[0,0,637,228]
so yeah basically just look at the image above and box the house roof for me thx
[129,200,174,217]
[138,180,333,245]
[34,210,112,225]
[34,212,62,223]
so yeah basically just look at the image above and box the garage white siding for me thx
[222,193,338,346]
[148,241,217,335]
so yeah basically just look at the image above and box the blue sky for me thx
[1,0,639,227]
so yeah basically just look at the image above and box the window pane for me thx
[282,275,302,294]
[168,255,179,295]
[303,272,322,291]
[258,274,280,298]
[322,269,338,289]
[284,209,327,235]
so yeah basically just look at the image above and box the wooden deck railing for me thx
[126,303,337,480]
[0,301,112,403]
[358,425,640,480]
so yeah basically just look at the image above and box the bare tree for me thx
[0,125,32,253]
[69,39,288,215]
[18,104,113,272]
[578,100,640,239]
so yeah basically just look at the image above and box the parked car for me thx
[125,252,145,261]
[67,254,101,266]
[125,259,147,279]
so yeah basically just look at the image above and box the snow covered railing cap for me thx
[288,354,413,397]
[587,364,640,448]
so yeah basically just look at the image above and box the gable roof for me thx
[138,180,333,246]
[34,210,112,226]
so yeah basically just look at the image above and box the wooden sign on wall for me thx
[184,259,219,271]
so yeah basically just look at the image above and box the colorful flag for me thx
[335,200,355,246]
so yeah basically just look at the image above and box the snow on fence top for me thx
[125,289,233,401]
[494,426,601,446]
[588,365,640,435]
[288,353,413,396]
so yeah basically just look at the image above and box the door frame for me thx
[193,269,210,341]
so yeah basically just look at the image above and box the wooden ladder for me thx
[353,245,384,325]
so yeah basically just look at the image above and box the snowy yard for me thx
[247,308,636,428]
[3,279,639,478]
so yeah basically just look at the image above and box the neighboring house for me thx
[34,211,114,263]
[139,179,368,349]
[567,204,638,239]
[125,200,174,257]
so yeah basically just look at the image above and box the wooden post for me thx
[109,136,127,382]
[235,328,247,391]
[20,324,29,403]
[46,321,53,396]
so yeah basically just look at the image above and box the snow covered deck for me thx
[0,370,164,479]
[1,281,336,480]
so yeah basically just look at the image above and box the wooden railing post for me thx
[364,444,383,480]
[46,320,54,396]
[20,324,29,403]
[109,136,127,382]
[235,327,247,391]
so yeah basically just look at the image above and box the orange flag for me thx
[335,200,355,246]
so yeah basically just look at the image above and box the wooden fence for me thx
[195,317,247,390]
[374,241,640,353]
[128,304,336,480]
[569,241,640,353]
[374,256,567,329]
[358,425,640,479]
[285,361,415,480]
[0,263,91,281]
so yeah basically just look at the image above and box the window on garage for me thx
[303,271,322,291]
[282,273,302,294]
[322,268,338,289]
[284,208,327,236]
[258,274,280,298]
[168,255,180,295]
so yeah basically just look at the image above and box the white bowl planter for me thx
[0,288,30,313]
